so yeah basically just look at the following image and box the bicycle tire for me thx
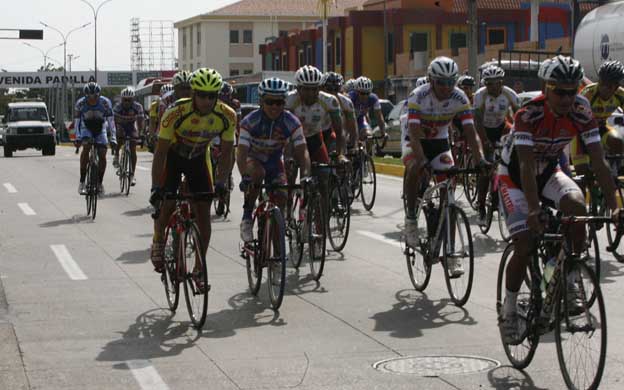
[308,193,327,281]
[266,208,287,310]
[85,161,93,216]
[405,202,432,291]
[463,155,478,209]
[351,158,362,200]
[497,243,540,369]
[245,214,263,295]
[555,261,607,390]
[360,154,377,211]
[327,177,351,252]
[603,206,624,262]
[182,223,208,329]
[442,205,474,306]
[162,225,180,311]
[123,148,131,196]
[498,194,511,242]
[479,185,495,235]
[89,161,98,220]
[287,191,305,268]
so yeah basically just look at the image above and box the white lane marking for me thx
[126,360,169,390]
[357,230,402,248]
[17,203,36,216]
[50,245,88,281]
[136,165,149,171]
[377,174,403,182]
[3,183,17,193]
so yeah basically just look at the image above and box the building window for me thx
[281,52,287,70]
[335,36,341,66]
[244,69,253,75]
[230,30,239,44]
[487,28,506,46]
[243,30,253,44]
[230,69,240,76]
[197,63,201,70]
[387,32,394,63]
[190,25,194,58]
[298,49,304,67]
[409,32,428,53]
[196,24,201,56]
[450,32,466,56]
[306,45,313,65]
[182,28,187,60]
[279,30,288,38]
[327,42,333,68]
[275,56,280,70]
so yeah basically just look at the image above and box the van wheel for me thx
[3,147,13,158]
[43,145,56,156]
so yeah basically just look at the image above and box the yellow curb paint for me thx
[375,163,404,177]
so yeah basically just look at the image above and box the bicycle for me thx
[478,145,511,242]
[210,144,233,219]
[496,210,621,390]
[326,156,352,252]
[117,136,142,196]
[349,135,387,211]
[152,191,211,329]
[82,138,99,220]
[404,166,479,306]
[240,183,299,310]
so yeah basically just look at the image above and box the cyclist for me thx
[158,71,192,122]
[474,65,521,224]
[414,76,428,90]
[349,76,387,142]
[74,82,117,195]
[112,87,145,186]
[457,75,476,102]
[498,56,620,344]
[403,57,486,276]
[237,78,312,241]
[570,60,624,177]
[322,72,358,151]
[343,78,356,94]
[149,68,236,273]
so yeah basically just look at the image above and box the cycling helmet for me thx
[457,75,476,87]
[258,77,289,98]
[598,60,624,83]
[120,87,135,98]
[83,82,101,96]
[343,79,356,93]
[190,68,223,92]
[160,83,173,96]
[543,55,584,84]
[324,72,344,89]
[427,56,459,80]
[355,76,373,93]
[220,81,234,96]
[481,65,505,81]
[415,76,428,88]
[295,65,324,87]
[538,58,552,81]
[172,70,192,87]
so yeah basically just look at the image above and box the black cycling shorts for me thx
[163,149,213,197]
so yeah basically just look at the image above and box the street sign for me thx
[0,70,175,89]
[107,72,133,86]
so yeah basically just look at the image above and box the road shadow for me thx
[99,192,125,199]
[96,308,199,364]
[284,267,330,296]
[370,289,477,339]
[39,215,93,227]
[201,292,286,338]
[473,233,508,258]
[598,258,624,284]
[487,365,549,390]
[116,248,150,265]
[122,207,153,217]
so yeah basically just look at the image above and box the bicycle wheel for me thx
[287,190,304,268]
[89,162,98,220]
[351,157,362,201]
[308,193,327,281]
[327,177,351,252]
[555,261,607,390]
[245,215,263,295]
[182,223,209,329]
[85,161,93,216]
[266,208,287,310]
[497,194,511,242]
[162,225,180,311]
[123,149,131,196]
[479,184,496,235]
[496,243,540,369]
[463,155,478,209]
[603,206,624,262]
[442,205,474,306]
[585,225,601,285]
[405,202,433,291]
[360,154,377,211]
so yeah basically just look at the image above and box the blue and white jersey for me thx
[349,90,381,128]
[74,96,116,142]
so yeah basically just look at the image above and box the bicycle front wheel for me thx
[266,208,287,310]
[89,162,98,220]
[360,154,377,211]
[479,185,496,235]
[245,215,263,295]
[463,155,478,209]
[405,202,432,291]
[182,223,209,329]
[327,178,351,252]
[555,261,607,390]
[162,225,180,311]
[85,162,93,216]
[123,148,132,196]
[442,205,474,306]
[308,193,327,281]
[287,191,304,268]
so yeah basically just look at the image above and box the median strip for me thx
[50,245,87,281]
[17,203,36,216]
[126,360,169,390]
[3,183,17,193]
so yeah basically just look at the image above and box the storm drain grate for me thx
[373,355,500,377]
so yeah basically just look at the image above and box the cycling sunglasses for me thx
[195,91,218,100]
[548,86,577,97]
[433,78,456,87]
[264,98,285,107]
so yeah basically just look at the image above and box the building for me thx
[174,0,368,77]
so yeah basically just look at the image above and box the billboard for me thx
[0,70,175,89]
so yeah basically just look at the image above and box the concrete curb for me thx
[375,162,404,177]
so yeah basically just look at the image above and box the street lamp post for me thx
[22,42,63,70]
[68,54,80,118]
[80,0,114,82]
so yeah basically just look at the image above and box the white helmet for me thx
[120,87,135,98]
[160,83,174,97]
[538,58,552,81]
[427,56,459,80]
[343,79,356,93]
[543,55,584,84]
[415,76,428,88]
[481,65,505,81]
[355,76,373,93]
[172,70,192,87]
[258,77,289,98]
[295,65,324,87]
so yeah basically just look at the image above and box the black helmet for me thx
[83,82,101,96]
[543,55,584,84]
[323,72,344,89]
[220,81,234,96]
[457,75,476,87]
[598,60,624,83]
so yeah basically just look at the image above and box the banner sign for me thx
[0,70,175,89]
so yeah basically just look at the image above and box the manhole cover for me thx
[373,355,500,377]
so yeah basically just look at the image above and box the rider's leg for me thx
[544,171,587,254]
[243,159,266,220]
[80,142,91,182]
[477,142,493,218]
[130,141,138,173]
[606,130,624,174]
[97,146,107,184]
[402,147,423,218]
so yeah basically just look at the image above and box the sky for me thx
[0,0,240,72]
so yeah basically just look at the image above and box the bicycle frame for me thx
[417,176,457,258]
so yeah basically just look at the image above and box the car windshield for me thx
[9,107,48,122]
[388,100,406,120]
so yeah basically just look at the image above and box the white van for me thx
[2,101,56,157]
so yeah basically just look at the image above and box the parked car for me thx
[375,99,406,157]
[2,101,56,157]
[240,103,260,120]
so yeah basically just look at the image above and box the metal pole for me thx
[322,1,328,72]
[383,0,388,98]
[81,0,114,82]
[467,0,478,79]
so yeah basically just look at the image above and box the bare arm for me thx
[293,143,311,177]
[151,139,171,188]
[588,142,618,211]
[463,123,485,162]
[517,144,540,213]
[330,113,345,155]
[216,140,234,185]
[408,122,426,163]
[375,109,386,134]
[345,115,358,148]
[236,144,250,177]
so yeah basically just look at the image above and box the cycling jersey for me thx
[113,101,144,138]
[348,90,381,130]
[285,90,341,137]
[406,84,474,140]
[159,98,236,160]
[337,93,356,127]
[473,85,520,129]
[159,91,179,121]
[581,83,624,124]
[74,96,116,145]
[149,99,160,126]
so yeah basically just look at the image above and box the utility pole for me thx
[383,0,389,98]
[80,0,114,82]
[467,0,478,78]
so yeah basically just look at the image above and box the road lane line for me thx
[126,360,169,390]
[3,183,17,193]
[17,203,36,216]
[357,230,402,248]
[50,245,88,281]
[136,165,149,171]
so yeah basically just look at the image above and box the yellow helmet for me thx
[190,68,223,92]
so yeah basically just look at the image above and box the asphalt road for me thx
[2,147,624,389]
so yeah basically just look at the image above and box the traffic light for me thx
[19,29,44,40]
